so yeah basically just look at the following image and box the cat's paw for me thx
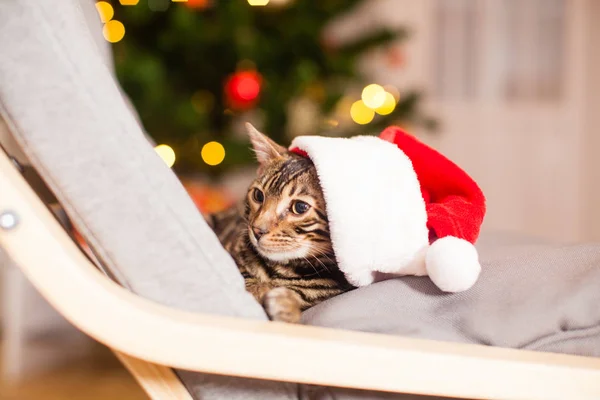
[263,287,302,323]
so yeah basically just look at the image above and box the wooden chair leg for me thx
[114,352,193,400]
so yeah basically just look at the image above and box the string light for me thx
[361,84,386,109]
[247,0,270,5]
[183,0,212,9]
[234,76,260,101]
[95,1,114,23]
[201,141,226,166]
[155,144,176,168]
[102,20,125,43]
[225,71,262,109]
[374,92,397,115]
[350,100,374,125]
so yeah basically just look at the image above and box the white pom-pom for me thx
[425,236,481,292]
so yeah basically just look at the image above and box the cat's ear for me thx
[245,123,287,164]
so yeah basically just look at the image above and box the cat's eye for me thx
[291,200,310,215]
[253,188,265,203]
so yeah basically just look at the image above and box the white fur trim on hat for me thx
[425,236,481,292]
[290,135,429,287]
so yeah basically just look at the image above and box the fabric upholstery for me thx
[0,1,295,398]
[300,231,600,399]
[304,231,600,357]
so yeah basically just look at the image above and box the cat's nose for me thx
[252,227,267,241]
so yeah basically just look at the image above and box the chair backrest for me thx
[0,0,263,319]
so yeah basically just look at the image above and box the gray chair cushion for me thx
[304,232,600,358]
[299,232,600,399]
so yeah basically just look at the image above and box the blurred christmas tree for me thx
[111,0,436,176]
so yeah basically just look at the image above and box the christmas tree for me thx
[110,0,435,176]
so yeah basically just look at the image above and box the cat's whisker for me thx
[302,256,323,278]
[292,242,334,273]
[312,257,330,273]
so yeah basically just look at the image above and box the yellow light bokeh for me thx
[201,141,226,166]
[155,144,176,168]
[95,1,114,23]
[374,92,397,115]
[103,20,125,43]
[119,0,140,4]
[171,0,188,2]
[350,100,375,125]
[361,84,386,109]
[247,0,270,5]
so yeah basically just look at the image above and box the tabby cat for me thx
[208,124,354,323]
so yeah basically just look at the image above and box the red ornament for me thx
[184,0,212,9]
[224,70,262,110]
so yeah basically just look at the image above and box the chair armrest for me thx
[1,150,600,400]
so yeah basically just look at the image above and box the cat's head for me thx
[244,123,333,263]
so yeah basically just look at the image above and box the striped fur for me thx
[208,126,354,323]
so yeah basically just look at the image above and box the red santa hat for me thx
[289,126,486,293]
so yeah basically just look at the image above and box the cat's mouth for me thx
[248,229,310,263]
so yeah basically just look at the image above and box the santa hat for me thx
[289,126,486,293]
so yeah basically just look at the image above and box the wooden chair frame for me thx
[1,149,600,400]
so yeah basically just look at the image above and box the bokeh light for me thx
[361,84,386,109]
[184,0,212,8]
[201,141,226,166]
[119,0,140,5]
[247,0,270,5]
[237,78,260,100]
[95,1,114,23]
[102,20,125,43]
[228,72,261,101]
[350,100,375,125]
[155,144,176,168]
[374,92,397,115]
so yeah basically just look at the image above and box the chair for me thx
[1,2,600,399]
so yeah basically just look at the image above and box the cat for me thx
[207,124,354,323]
